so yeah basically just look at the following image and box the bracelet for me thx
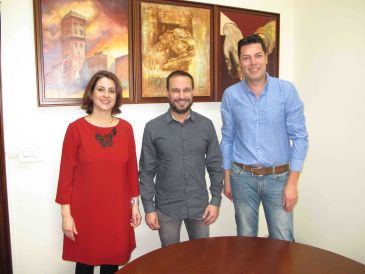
[131,198,139,205]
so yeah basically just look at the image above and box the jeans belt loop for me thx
[251,166,264,177]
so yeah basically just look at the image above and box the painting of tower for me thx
[36,0,130,103]
[61,11,86,82]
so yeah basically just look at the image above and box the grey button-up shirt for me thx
[139,110,224,220]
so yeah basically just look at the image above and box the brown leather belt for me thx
[234,163,289,176]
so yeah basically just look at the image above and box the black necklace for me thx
[95,127,117,148]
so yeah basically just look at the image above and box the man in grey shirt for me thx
[139,70,224,247]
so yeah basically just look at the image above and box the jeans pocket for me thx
[230,163,243,176]
[265,174,288,206]
[274,171,289,184]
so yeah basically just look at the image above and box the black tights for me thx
[75,262,118,274]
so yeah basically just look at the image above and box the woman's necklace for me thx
[88,115,118,148]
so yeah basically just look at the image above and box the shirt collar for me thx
[164,109,195,123]
[242,73,271,97]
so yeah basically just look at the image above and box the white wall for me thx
[1,0,364,273]
[292,0,365,263]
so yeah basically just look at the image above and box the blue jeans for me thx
[230,163,293,241]
[156,209,209,247]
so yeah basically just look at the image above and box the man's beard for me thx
[169,100,193,114]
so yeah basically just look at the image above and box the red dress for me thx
[56,117,139,265]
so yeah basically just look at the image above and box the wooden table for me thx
[117,236,365,274]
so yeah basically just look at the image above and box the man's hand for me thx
[202,205,219,225]
[223,169,233,201]
[283,171,300,211]
[145,212,160,230]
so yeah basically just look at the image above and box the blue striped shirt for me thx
[220,75,308,172]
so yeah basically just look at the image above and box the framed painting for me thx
[215,6,280,100]
[134,0,214,103]
[33,0,134,106]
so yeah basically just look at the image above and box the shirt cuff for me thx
[143,203,155,213]
[290,159,304,172]
[223,160,232,170]
[210,196,222,207]
[55,197,71,205]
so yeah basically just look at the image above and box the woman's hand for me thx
[61,204,78,241]
[130,204,142,228]
[62,215,78,241]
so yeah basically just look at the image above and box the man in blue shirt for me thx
[220,34,308,241]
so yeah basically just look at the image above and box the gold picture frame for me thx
[134,0,214,103]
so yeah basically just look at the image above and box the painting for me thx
[135,0,213,103]
[34,0,279,105]
[216,6,279,100]
[34,0,133,106]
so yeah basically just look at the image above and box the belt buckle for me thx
[251,166,263,177]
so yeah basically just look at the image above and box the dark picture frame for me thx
[33,0,134,106]
[133,0,214,103]
[214,6,280,100]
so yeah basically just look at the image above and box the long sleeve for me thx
[127,125,140,197]
[285,84,308,171]
[220,90,235,170]
[138,123,157,213]
[205,121,224,207]
[55,124,79,204]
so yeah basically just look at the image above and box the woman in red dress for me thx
[56,71,141,274]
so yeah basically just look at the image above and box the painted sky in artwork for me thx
[41,0,129,71]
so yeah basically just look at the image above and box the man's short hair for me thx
[237,34,267,56]
[166,70,194,90]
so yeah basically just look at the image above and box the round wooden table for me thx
[117,236,365,274]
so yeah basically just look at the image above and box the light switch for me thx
[18,150,43,162]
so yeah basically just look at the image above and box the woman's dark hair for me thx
[81,70,122,115]
[237,34,267,56]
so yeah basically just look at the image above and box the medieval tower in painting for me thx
[61,11,86,82]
